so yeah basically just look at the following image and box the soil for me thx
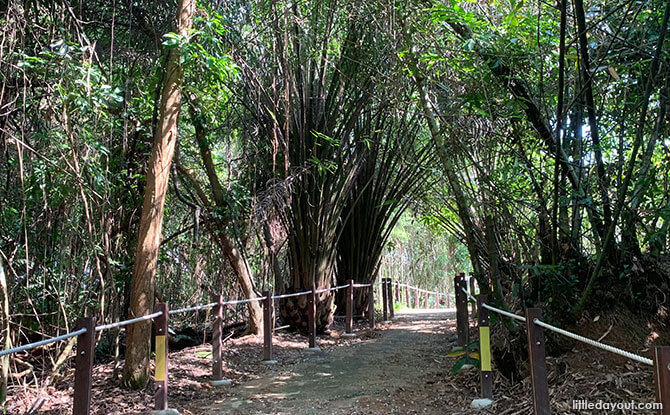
[4,307,663,414]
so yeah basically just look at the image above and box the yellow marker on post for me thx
[479,326,491,371]
[155,335,167,381]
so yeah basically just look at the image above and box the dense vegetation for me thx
[0,0,667,397]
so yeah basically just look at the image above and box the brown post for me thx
[212,295,223,381]
[382,279,389,321]
[154,302,169,411]
[387,278,394,319]
[526,308,550,415]
[377,283,382,309]
[405,285,410,308]
[446,293,451,308]
[73,317,96,415]
[394,282,400,303]
[434,292,439,309]
[345,280,354,335]
[308,287,317,348]
[261,291,275,362]
[455,273,468,347]
[477,295,493,399]
[423,292,428,308]
[368,286,375,329]
[415,287,420,308]
[655,346,670,415]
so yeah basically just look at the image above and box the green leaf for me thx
[196,350,212,358]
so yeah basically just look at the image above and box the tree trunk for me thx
[400,41,485,282]
[121,0,195,389]
[0,257,10,404]
[189,100,263,335]
[279,292,335,334]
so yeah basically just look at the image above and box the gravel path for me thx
[194,309,457,414]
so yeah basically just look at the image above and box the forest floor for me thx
[5,307,662,414]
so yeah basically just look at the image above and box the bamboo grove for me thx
[0,0,668,395]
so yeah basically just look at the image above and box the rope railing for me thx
[169,302,218,316]
[272,290,312,300]
[0,328,87,357]
[0,280,385,415]
[96,311,165,332]
[221,297,266,305]
[6,273,664,415]
[533,318,653,366]
[398,282,452,298]
[482,303,527,323]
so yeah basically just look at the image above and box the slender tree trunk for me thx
[121,0,195,389]
[0,257,10,404]
[189,100,263,334]
[400,34,485,282]
[622,87,668,258]
[574,0,612,239]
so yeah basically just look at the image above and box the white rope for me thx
[460,286,476,302]
[0,328,87,357]
[222,297,266,305]
[401,282,449,297]
[330,284,350,291]
[314,288,330,294]
[169,302,218,315]
[96,311,164,332]
[481,303,527,322]
[352,283,372,288]
[272,291,311,300]
[533,319,653,366]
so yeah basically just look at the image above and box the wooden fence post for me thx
[455,273,468,347]
[154,302,169,411]
[368,286,375,329]
[405,286,410,308]
[211,295,231,386]
[212,295,223,380]
[261,291,276,364]
[477,295,493,399]
[525,308,550,415]
[308,287,319,349]
[387,278,394,319]
[73,317,95,415]
[344,280,355,337]
[377,283,382,309]
[394,282,400,303]
[415,287,420,308]
[655,346,670,415]
[435,292,439,309]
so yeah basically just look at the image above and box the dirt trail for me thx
[193,309,457,415]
